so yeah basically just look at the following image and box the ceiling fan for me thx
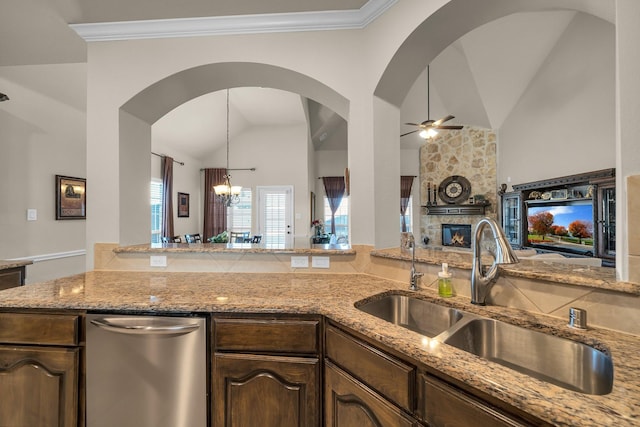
[401,66,463,138]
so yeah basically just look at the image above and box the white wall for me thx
[206,123,309,237]
[0,64,87,283]
[499,13,615,187]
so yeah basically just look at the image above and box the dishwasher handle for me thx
[90,317,201,336]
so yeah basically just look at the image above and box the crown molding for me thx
[70,0,397,42]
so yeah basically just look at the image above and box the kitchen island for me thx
[0,271,638,426]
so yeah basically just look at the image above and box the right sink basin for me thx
[442,317,614,395]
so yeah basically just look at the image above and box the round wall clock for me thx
[438,175,471,204]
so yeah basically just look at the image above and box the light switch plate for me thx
[291,256,309,268]
[312,256,330,269]
[150,255,167,267]
[27,209,37,221]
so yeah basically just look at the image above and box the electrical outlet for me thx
[291,256,309,268]
[150,255,167,267]
[312,256,330,269]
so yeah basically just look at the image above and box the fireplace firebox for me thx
[442,224,472,248]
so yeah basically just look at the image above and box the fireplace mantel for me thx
[422,203,489,215]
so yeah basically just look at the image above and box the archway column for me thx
[616,0,640,281]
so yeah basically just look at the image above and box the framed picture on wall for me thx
[56,175,86,220]
[178,192,189,217]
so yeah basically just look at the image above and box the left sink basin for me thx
[356,293,465,337]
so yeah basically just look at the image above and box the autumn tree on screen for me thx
[569,220,593,244]
[528,211,554,240]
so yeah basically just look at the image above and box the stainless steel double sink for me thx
[356,293,613,395]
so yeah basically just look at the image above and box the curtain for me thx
[161,156,175,240]
[203,168,228,240]
[400,176,415,232]
[322,176,345,235]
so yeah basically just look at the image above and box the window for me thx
[401,196,413,232]
[227,188,252,234]
[324,196,349,240]
[150,180,163,243]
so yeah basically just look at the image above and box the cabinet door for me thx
[501,192,522,247]
[325,362,420,427]
[597,184,616,261]
[0,346,79,427]
[213,353,320,427]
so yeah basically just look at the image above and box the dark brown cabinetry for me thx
[212,315,322,427]
[0,312,82,427]
[324,323,421,427]
[0,265,27,290]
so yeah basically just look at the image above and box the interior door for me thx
[257,186,294,248]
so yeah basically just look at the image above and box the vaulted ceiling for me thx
[1,1,612,158]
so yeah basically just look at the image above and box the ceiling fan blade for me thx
[433,115,455,126]
[435,125,463,130]
[404,122,421,126]
[400,130,419,137]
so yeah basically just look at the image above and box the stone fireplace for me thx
[420,127,497,247]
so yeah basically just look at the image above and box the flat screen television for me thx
[525,200,595,257]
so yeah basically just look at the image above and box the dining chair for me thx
[229,231,250,243]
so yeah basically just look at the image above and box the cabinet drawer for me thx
[325,325,415,411]
[0,313,80,346]
[418,374,529,427]
[214,316,320,354]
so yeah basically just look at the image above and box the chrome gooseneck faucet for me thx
[471,217,519,305]
[408,234,423,291]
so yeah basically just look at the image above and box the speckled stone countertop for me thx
[371,247,640,295]
[0,271,638,426]
[115,242,355,255]
[0,260,32,270]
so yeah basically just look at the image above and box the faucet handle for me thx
[568,307,587,329]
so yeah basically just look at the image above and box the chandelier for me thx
[213,89,242,206]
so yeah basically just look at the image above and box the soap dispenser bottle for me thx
[438,263,453,297]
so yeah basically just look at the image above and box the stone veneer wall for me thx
[420,127,497,246]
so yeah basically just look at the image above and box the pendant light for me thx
[213,89,242,206]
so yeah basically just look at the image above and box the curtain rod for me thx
[151,152,184,166]
[200,167,256,171]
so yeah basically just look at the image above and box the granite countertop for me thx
[0,260,33,271]
[371,247,640,295]
[0,271,638,426]
[114,242,355,255]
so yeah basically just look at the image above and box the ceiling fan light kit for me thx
[401,66,463,139]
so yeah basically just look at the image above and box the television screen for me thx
[526,200,594,256]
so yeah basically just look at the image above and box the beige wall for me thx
[498,12,615,187]
[0,63,87,283]
[2,0,639,282]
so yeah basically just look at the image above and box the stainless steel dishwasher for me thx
[86,313,207,427]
